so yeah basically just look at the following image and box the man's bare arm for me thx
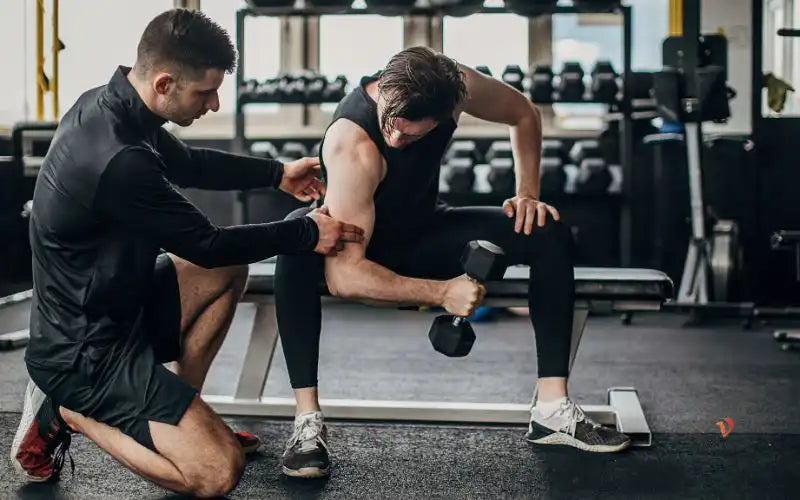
[456,64,543,198]
[322,119,446,306]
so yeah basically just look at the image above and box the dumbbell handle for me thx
[450,275,481,327]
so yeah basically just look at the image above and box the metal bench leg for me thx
[233,300,279,400]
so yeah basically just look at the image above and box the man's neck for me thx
[126,69,158,116]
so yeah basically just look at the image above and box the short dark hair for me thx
[134,8,237,81]
[378,47,467,134]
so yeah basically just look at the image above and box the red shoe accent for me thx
[15,420,55,481]
[234,431,260,454]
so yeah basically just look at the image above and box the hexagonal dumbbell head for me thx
[460,240,507,282]
[428,316,476,358]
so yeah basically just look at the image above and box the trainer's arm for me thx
[457,64,543,199]
[322,121,445,306]
[94,148,318,268]
[155,127,285,191]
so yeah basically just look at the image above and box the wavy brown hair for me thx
[377,47,467,134]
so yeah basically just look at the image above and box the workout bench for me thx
[203,262,673,447]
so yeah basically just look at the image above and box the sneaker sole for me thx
[281,465,330,478]
[9,380,52,482]
[241,442,260,454]
[527,432,631,452]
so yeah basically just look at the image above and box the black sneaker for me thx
[526,398,630,452]
[280,411,330,478]
[10,380,74,482]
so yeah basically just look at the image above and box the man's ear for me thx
[152,72,177,96]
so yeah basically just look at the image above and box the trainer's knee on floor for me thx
[184,447,244,498]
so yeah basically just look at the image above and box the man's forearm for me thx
[187,147,284,190]
[327,258,444,306]
[510,107,543,198]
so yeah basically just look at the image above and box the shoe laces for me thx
[286,413,327,453]
[556,399,600,437]
[49,431,74,480]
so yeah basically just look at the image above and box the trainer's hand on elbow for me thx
[306,205,365,256]
[441,274,486,317]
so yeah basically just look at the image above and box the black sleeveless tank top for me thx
[320,73,457,251]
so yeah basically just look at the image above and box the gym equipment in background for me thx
[650,0,750,323]
[766,231,800,351]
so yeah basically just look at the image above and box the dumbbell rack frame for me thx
[233,2,636,265]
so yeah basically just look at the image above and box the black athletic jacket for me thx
[26,66,318,371]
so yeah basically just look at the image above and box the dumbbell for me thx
[530,64,555,103]
[239,79,259,104]
[485,140,512,163]
[540,157,567,196]
[502,65,525,93]
[323,75,348,102]
[281,142,308,160]
[475,65,493,76]
[443,157,476,193]
[283,73,308,103]
[590,60,619,102]
[21,200,32,219]
[575,158,612,194]
[428,240,507,357]
[558,62,586,101]
[445,140,482,164]
[306,1,352,6]
[250,141,280,159]
[542,139,566,164]
[488,158,515,195]
[255,78,280,102]
[569,139,602,165]
[305,72,328,102]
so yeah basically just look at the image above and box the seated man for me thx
[275,47,630,479]
[10,8,362,498]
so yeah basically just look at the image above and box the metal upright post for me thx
[619,4,633,267]
[234,8,247,155]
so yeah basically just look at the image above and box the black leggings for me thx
[275,205,576,389]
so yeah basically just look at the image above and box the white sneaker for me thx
[526,398,631,452]
[280,411,330,478]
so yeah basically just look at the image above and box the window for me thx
[552,0,669,130]
[0,1,28,126]
[442,13,529,79]
[53,0,174,120]
[762,0,800,116]
[202,1,281,116]
[319,14,404,109]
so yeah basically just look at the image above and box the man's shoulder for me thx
[323,119,381,165]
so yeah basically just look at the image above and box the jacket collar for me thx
[104,66,167,133]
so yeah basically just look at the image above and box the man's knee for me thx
[184,445,245,498]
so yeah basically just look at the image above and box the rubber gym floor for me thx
[1,300,798,499]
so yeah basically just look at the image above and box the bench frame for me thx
[204,288,661,447]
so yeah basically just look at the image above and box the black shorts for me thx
[27,253,197,453]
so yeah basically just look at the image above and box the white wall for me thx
[0,1,31,127]
[701,0,753,134]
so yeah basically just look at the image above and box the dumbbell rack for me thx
[233,1,636,265]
